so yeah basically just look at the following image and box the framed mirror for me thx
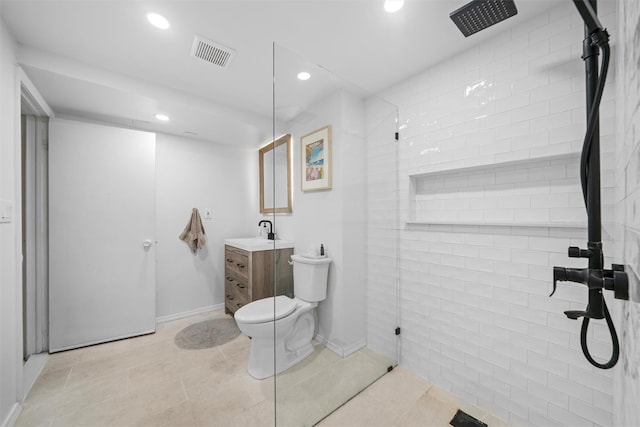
[259,134,292,214]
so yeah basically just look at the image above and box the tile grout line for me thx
[62,366,73,390]
[179,374,189,402]
[392,386,433,426]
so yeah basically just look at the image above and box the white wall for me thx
[0,13,21,427]
[155,133,257,319]
[271,90,368,356]
[372,2,619,426]
[39,118,257,323]
[613,0,640,424]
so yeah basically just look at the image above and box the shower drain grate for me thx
[449,409,487,427]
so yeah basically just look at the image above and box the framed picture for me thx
[300,125,332,191]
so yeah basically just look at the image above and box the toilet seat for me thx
[235,295,297,324]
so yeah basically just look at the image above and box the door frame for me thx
[18,67,53,401]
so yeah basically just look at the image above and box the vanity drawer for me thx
[225,298,246,314]
[225,246,249,277]
[225,273,248,299]
[225,280,248,313]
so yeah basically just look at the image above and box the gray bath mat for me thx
[174,317,240,350]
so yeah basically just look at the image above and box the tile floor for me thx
[15,310,509,427]
[318,368,510,427]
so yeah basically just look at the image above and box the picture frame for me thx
[300,125,332,192]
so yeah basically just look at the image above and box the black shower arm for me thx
[572,0,609,46]
[573,0,603,34]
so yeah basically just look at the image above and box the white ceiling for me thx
[1,0,560,147]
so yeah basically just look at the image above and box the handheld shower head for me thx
[450,0,518,37]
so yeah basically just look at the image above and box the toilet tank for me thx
[290,255,331,302]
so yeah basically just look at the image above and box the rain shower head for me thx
[449,0,518,37]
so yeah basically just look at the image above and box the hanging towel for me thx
[179,208,206,252]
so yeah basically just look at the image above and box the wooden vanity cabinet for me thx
[224,245,294,315]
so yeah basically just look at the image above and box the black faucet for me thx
[551,245,629,369]
[551,247,629,320]
[258,220,274,240]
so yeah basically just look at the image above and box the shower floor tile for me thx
[318,366,512,427]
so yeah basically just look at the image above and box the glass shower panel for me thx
[271,43,400,426]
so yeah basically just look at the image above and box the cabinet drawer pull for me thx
[236,303,243,308]
[236,263,245,268]
[226,294,234,300]
[236,283,245,289]
[226,276,233,281]
[226,258,233,263]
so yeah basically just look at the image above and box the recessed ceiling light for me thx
[384,0,404,13]
[147,13,170,29]
[155,114,170,121]
[297,72,311,81]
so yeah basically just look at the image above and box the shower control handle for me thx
[568,246,592,258]
[606,270,629,301]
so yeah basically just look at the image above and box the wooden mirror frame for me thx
[259,134,292,214]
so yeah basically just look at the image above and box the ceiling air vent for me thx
[190,35,236,69]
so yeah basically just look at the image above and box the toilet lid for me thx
[235,295,297,324]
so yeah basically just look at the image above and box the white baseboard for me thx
[1,403,22,427]
[155,303,225,324]
[341,338,367,357]
[315,334,366,358]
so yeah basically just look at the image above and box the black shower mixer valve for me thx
[551,245,629,320]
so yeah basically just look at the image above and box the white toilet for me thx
[234,254,331,379]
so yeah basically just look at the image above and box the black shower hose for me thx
[581,299,619,369]
[578,41,619,369]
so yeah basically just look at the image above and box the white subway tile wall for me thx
[411,154,585,226]
[368,1,620,426]
[613,0,640,425]
[366,97,401,363]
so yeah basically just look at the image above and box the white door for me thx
[49,119,156,352]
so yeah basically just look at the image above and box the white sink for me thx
[224,237,294,252]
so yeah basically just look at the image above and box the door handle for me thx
[143,240,153,248]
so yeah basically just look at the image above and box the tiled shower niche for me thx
[408,153,589,228]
